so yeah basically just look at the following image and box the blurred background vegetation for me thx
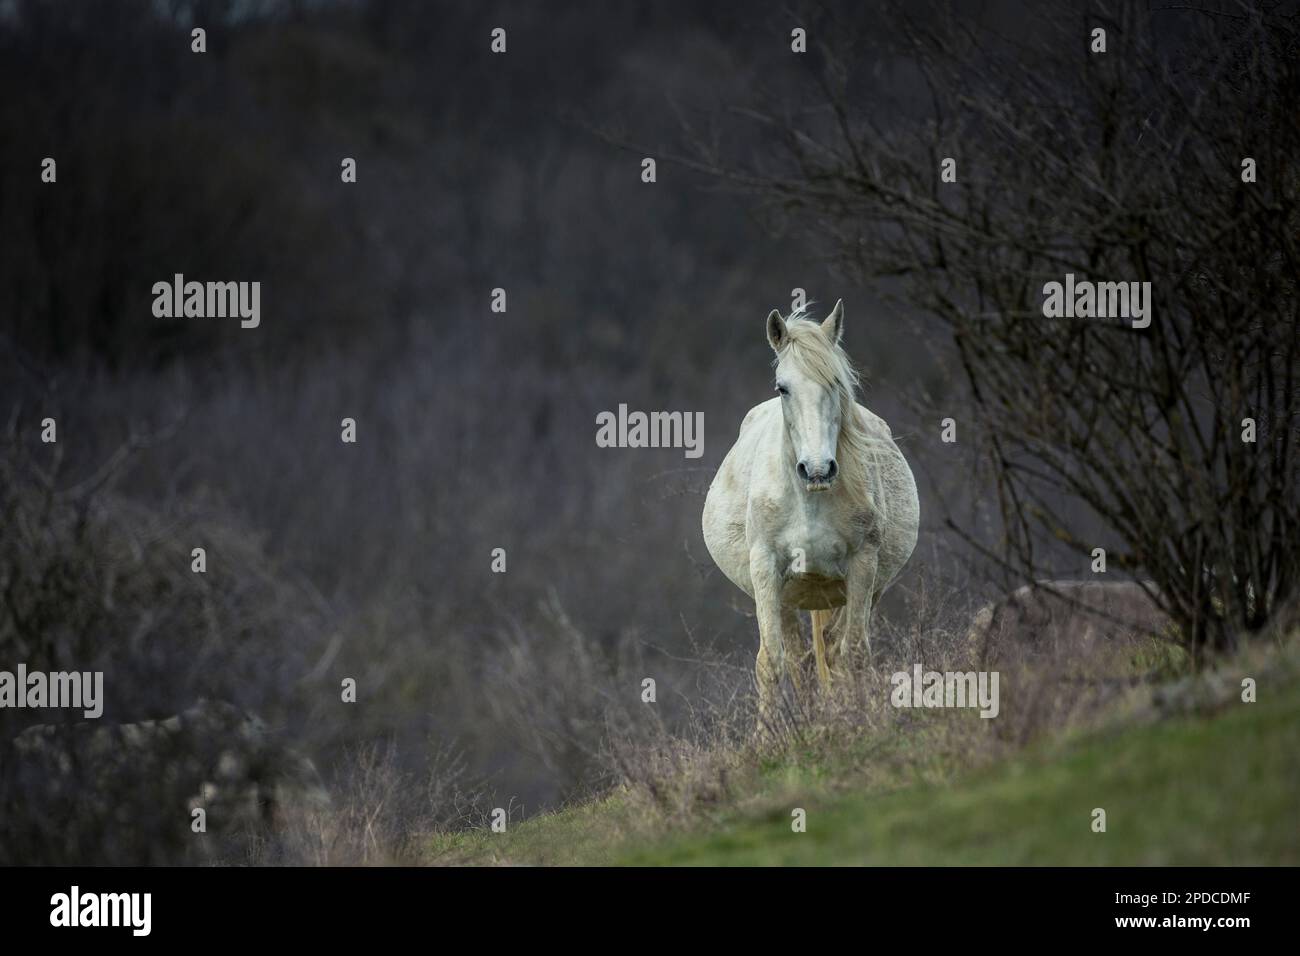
[1,2,978,855]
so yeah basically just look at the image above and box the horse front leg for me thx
[780,605,806,699]
[750,547,786,724]
[833,550,879,666]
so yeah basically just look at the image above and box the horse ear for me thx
[821,299,844,345]
[766,309,788,352]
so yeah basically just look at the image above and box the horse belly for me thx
[781,573,847,610]
[702,473,755,598]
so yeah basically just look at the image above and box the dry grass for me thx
[591,573,1191,837]
[248,740,486,866]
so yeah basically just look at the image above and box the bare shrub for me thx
[262,740,483,866]
[3,700,330,866]
[0,404,335,863]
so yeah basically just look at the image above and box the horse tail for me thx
[809,609,838,686]
[810,607,847,636]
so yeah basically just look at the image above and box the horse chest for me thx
[775,507,859,578]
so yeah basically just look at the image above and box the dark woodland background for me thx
[1,0,1296,863]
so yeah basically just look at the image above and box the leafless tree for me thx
[664,0,1299,656]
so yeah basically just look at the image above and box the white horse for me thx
[702,301,919,710]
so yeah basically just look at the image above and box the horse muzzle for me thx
[798,458,838,491]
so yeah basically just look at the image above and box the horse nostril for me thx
[797,461,809,480]
[826,459,838,480]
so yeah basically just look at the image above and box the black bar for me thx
[0,866,1287,943]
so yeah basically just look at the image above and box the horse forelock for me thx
[776,315,859,393]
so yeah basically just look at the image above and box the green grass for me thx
[427,658,1299,866]
[428,795,641,866]
[624,688,1298,865]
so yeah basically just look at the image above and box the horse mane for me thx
[777,308,882,514]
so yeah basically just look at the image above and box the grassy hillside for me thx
[427,644,1299,866]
